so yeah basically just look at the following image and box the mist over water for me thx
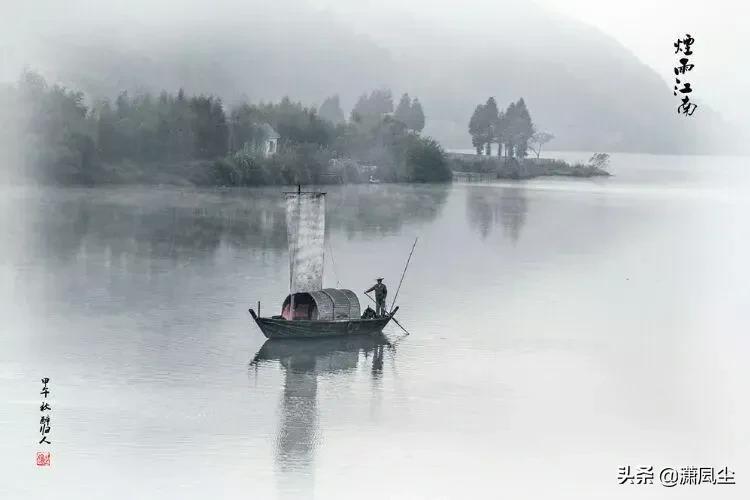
[1,153,748,498]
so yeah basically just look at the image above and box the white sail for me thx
[286,192,326,293]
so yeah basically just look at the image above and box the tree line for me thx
[468,97,553,158]
[0,71,449,185]
[320,89,426,133]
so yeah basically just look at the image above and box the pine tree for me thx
[319,95,345,125]
[514,98,534,158]
[495,111,506,157]
[410,98,425,132]
[469,104,485,154]
[503,101,517,157]
[483,97,499,155]
[394,93,412,126]
[351,88,393,124]
[350,93,368,122]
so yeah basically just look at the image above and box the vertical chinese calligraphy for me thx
[36,377,52,466]
[674,33,697,116]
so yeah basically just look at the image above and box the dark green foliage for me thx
[510,98,534,158]
[1,70,97,183]
[250,97,334,147]
[498,98,534,158]
[351,88,393,126]
[190,96,228,159]
[410,98,425,132]
[469,96,535,158]
[394,93,412,126]
[208,143,333,187]
[404,135,451,182]
[395,93,426,132]
[468,97,499,155]
[334,115,408,179]
[228,104,271,154]
[2,72,450,185]
[469,104,485,154]
[318,95,345,125]
[448,154,610,179]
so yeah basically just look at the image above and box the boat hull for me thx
[249,308,396,339]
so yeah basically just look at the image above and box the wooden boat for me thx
[249,306,397,339]
[248,187,399,339]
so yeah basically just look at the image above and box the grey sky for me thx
[538,0,747,123]
[313,0,747,124]
[1,0,746,135]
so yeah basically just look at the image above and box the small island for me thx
[450,153,612,181]
[452,96,611,180]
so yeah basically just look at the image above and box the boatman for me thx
[365,278,388,317]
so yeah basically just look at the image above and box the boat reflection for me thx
[250,334,392,496]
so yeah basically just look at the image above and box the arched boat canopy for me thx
[281,288,361,320]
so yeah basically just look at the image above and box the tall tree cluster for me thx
[318,95,345,125]
[394,93,425,132]
[2,71,339,179]
[93,89,229,163]
[1,72,448,185]
[468,97,535,158]
[350,89,394,124]
[1,71,95,183]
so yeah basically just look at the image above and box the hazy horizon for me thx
[1,0,746,152]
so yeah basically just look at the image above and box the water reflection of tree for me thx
[465,186,528,242]
[250,334,391,498]
[326,184,450,239]
[22,185,450,263]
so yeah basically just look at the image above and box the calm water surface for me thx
[1,153,749,499]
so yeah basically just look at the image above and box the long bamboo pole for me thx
[389,237,418,314]
[365,292,410,336]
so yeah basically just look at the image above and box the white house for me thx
[261,123,280,157]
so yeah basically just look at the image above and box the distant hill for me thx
[0,0,727,153]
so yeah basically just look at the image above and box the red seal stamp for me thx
[36,452,51,467]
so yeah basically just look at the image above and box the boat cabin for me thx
[281,289,361,321]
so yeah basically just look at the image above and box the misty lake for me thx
[2,152,749,499]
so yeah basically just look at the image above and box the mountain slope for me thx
[1,0,718,153]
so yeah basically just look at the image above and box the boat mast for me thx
[290,184,301,319]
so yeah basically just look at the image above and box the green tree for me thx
[228,103,265,153]
[404,135,451,182]
[528,130,554,158]
[318,95,345,125]
[190,95,228,159]
[501,101,516,156]
[394,93,412,126]
[502,98,534,158]
[495,110,506,157]
[468,97,498,155]
[395,93,426,132]
[469,103,485,154]
[483,97,499,155]
[409,98,425,132]
[513,98,534,158]
[351,88,394,125]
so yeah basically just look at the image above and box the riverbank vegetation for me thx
[450,153,611,179]
[0,71,451,186]
[464,96,610,178]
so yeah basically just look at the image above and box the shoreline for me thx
[448,152,610,180]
